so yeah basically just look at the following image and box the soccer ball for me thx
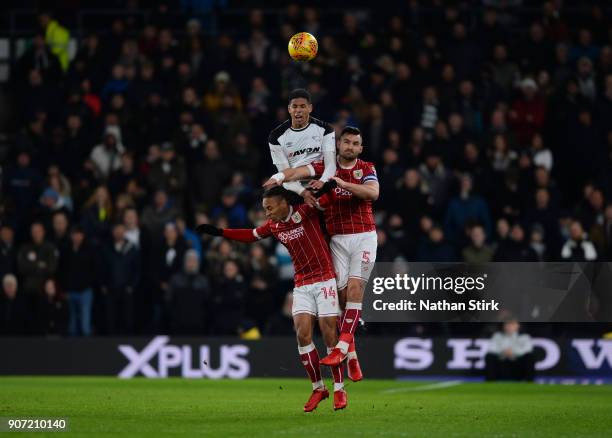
[288,32,318,61]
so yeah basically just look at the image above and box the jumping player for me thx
[267,88,336,205]
[263,126,379,380]
[196,183,348,412]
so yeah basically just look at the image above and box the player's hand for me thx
[331,176,348,189]
[313,179,337,197]
[302,190,317,207]
[195,224,223,236]
[307,180,324,190]
[262,178,281,189]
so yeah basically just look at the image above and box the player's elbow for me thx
[369,190,380,201]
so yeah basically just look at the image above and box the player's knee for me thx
[295,326,312,346]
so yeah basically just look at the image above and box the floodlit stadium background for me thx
[0,1,611,382]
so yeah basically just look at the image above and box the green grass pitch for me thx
[1,377,612,437]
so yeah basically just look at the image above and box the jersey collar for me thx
[282,206,294,222]
[337,157,358,170]
[290,119,311,131]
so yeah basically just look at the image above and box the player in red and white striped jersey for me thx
[196,183,348,412]
[263,126,379,381]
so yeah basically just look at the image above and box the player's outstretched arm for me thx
[331,177,379,201]
[262,166,312,189]
[195,224,259,243]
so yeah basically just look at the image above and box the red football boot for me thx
[333,390,348,411]
[303,388,329,412]
[347,356,363,382]
[320,348,346,367]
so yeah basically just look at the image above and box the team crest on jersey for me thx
[291,212,302,223]
[353,169,363,179]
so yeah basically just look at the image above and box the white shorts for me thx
[330,230,377,290]
[292,278,339,318]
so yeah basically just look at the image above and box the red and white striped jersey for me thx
[310,159,377,235]
[254,203,335,287]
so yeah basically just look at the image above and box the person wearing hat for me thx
[90,125,125,179]
[509,77,545,146]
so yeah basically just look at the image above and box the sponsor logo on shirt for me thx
[288,146,320,158]
[277,226,305,243]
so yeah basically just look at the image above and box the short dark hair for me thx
[262,186,291,202]
[288,88,311,103]
[340,126,361,137]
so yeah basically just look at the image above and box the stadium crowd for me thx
[1,2,611,336]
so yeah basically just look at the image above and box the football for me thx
[288,32,318,61]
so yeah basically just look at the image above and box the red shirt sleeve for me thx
[222,228,258,242]
[223,221,272,242]
[253,221,273,239]
[361,163,378,184]
[309,160,325,179]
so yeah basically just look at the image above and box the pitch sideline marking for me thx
[381,380,463,394]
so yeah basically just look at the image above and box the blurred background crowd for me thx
[0,0,611,337]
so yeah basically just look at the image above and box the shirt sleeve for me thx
[253,221,273,240]
[307,160,325,179]
[269,142,305,195]
[362,164,379,184]
[319,148,337,182]
[269,143,289,171]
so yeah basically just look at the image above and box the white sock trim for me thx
[313,380,324,390]
[337,341,349,354]
[298,343,316,355]
[327,347,334,354]
[347,351,358,360]
[334,383,345,392]
[345,302,362,310]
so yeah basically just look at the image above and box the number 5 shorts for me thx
[330,230,378,290]
[292,277,339,317]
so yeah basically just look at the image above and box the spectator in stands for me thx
[50,210,70,254]
[40,278,67,335]
[81,186,113,245]
[485,318,534,381]
[211,188,248,228]
[462,224,494,264]
[90,126,125,179]
[509,78,546,146]
[494,223,538,261]
[0,225,16,278]
[141,189,178,238]
[0,274,26,335]
[61,225,96,336]
[168,250,209,334]
[561,220,598,261]
[38,11,70,71]
[17,222,59,333]
[444,174,492,247]
[210,260,246,335]
[417,225,456,262]
[4,151,43,223]
[147,142,187,201]
[265,292,295,336]
[101,223,140,334]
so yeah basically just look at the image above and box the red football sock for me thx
[327,348,344,391]
[340,302,361,335]
[298,343,323,390]
[347,337,358,360]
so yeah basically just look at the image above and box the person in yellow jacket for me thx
[39,12,70,72]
